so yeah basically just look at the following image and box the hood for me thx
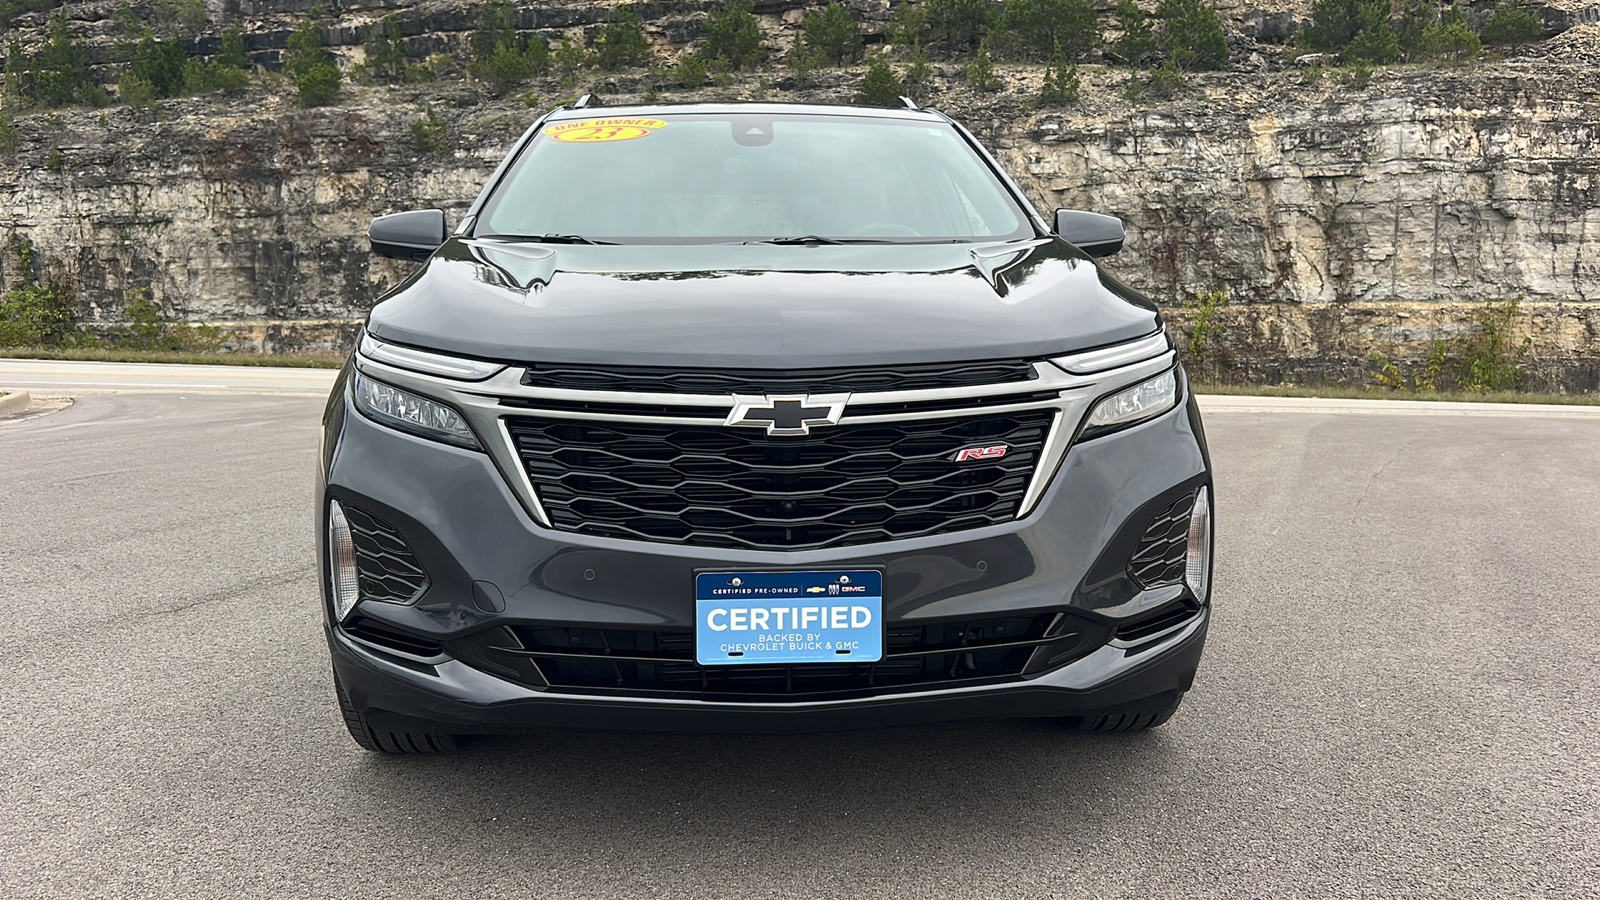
[366,238,1161,369]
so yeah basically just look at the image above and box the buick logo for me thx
[726,393,850,436]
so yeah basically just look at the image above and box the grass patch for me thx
[2,346,345,368]
[1193,382,1600,406]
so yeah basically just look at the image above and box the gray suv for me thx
[318,101,1213,752]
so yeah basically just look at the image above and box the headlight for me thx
[352,372,481,449]
[1083,370,1178,434]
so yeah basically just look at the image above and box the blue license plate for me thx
[695,570,884,666]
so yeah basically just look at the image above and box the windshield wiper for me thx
[745,236,891,245]
[480,233,618,245]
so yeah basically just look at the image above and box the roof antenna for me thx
[898,95,919,110]
[573,93,593,109]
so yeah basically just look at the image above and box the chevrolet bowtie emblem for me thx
[725,394,850,436]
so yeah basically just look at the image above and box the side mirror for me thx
[1054,209,1125,257]
[369,209,447,261]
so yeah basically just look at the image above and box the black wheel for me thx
[334,673,462,754]
[1065,694,1183,733]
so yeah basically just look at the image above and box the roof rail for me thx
[898,95,919,110]
[573,94,594,109]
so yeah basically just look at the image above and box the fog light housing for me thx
[1185,486,1212,601]
[328,499,361,622]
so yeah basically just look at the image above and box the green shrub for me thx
[553,37,594,81]
[294,63,341,106]
[0,256,78,347]
[1370,340,1446,392]
[219,25,250,71]
[150,0,207,37]
[1302,0,1400,62]
[474,40,535,93]
[284,18,341,106]
[470,2,518,60]
[1182,289,1227,363]
[1039,52,1080,106]
[1112,0,1158,64]
[117,287,224,352]
[1345,19,1400,61]
[995,0,1099,61]
[111,0,143,37]
[674,51,709,88]
[363,15,408,82]
[1479,0,1541,45]
[597,9,653,70]
[802,3,864,65]
[1396,0,1442,62]
[965,46,1003,90]
[131,33,190,98]
[117,71,158,108]
[0,105,18,155]
[1457,298,1531,391]
[904,44,933,87]
[1368,300,1531,392]
[859,54,902,105]
[887,4,930,47]
[18,12,109,108]
[1437,18,1482,62]
[467,3,550,91]
[409,103,448,152]
[183,58,250,93]
[1147,57,1187,94]
[705,0,766,70]
[1155,0,1229,70]
[924,0,994,55]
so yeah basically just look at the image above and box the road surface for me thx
[1,365,1596,898]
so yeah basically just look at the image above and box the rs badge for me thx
[951,444,1009,462]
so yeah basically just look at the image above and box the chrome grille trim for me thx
[353,344,1178,536]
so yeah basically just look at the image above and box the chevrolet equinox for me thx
[318,101,1213,752]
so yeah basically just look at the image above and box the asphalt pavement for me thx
[1,373,1597,898]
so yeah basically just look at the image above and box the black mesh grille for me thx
[344,505,429,603]
[1127,491,1197,588]
[520,360,1037,394]
[457,611,1102,701]
[505,410,1056,551]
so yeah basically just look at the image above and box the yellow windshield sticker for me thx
[545,118,668,143]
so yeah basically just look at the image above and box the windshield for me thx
[474,112,1036,244]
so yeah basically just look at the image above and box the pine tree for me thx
[859,54,902,105]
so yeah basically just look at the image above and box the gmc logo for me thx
[951,444,1009,462]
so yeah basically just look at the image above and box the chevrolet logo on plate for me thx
[726,393,850,436]
[806,586,827,594]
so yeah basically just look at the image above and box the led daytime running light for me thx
[328,500,361,622]
[358,334,505,381]
[1185,486,1211,600]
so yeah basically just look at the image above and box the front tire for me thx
[334,673,461,753]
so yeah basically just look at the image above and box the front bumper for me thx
[329,610,1207,735]
[318,367,1212,734]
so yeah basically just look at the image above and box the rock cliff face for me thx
[1,1,1598,385]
